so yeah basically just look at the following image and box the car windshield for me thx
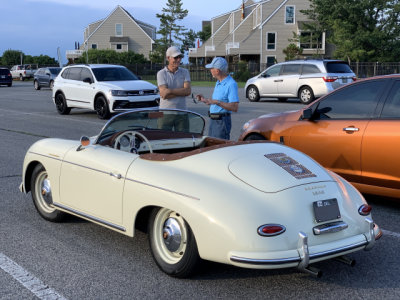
[325,62,353,73]
[96,109,205,144]
[92,67,139,81]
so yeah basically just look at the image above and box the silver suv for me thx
[52,64,159,119]
[245,59,356,104]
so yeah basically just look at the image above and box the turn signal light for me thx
[358,204,372,216]
[257,224,286,236]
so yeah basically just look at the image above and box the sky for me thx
[0,0,245,64]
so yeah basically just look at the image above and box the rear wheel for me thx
[244,133,266,141]
[148,207,200,278]
[31,164,66,222]
[95,96,111,119]
[49,80,54,90]
[247,85,260,102]
[299,86,315,104]
[55,93,71,115]
[20,74,24,81]
[34,80,40,90]
[7,83,12,87]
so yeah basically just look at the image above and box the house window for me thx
[116,23,123,36]
[116,44,122,50]
[266,56,276,67]
[91,44,97,49]
[285,6,295,24]
[266,32,276,50]
[300,31,324,49]
[253,5,262,28]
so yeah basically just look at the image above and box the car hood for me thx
[97,80,157,90]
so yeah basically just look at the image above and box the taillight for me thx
[257,224,286,236]
[352,77,357,81]
[358,204,372,216]
[322,76,338,82]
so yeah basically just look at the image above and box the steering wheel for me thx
[113,130,153,153]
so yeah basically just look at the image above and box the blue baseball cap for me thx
[206,57,228,73]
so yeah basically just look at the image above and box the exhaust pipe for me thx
[302,266,323,277]
[335,255,356,267]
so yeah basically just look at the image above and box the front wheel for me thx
[247,85,260,102]
[148,208,200,278]
[55,93,71,115]
[34,80,41,90]
[95,96,111,119]
[31,164,66,222]
[299,86,315,104]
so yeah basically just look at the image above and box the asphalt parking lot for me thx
[1,81,400,299]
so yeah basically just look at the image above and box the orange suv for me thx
[239,75,400,199]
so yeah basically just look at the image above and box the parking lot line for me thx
[0,252,67,300]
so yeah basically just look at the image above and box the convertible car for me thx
[20,109,381,278]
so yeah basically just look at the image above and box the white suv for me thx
[52,64,159,119]
[245,59,356,104]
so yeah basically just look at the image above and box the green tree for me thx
[302,0,400,62]
[2,50,24,65]
[283,43,303,61]
[74,49,149,65]
[152,0,189,62]
[180,29,198,53]
[197,23,211,42]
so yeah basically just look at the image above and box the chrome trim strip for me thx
[30,151,62,162]
[125,178,200,201]
[230,240,367,265]
[53,203,126,232]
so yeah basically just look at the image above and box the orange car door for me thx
[286,79,389,184]
[361,79,400,195]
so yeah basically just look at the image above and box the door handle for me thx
[274,79,283,82]
[343,127,359,133]
[109,172,122,179]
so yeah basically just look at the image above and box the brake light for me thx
[358,204,372,216]
[352,77,357,81]
[257,224,286,236]
[322,76,338,82]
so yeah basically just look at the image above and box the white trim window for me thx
[266,32,276,51]
[115,23,123,36]
[253,5,262,28]
[285,6,295,24]
[91,44,97,49]
[266,56,276,67]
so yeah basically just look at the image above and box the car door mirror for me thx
[301,108,313,120]
[77,136,91,151]
[83,77,92,84]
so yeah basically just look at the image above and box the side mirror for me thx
[301,108,313,120]
[77,136,91,151]
[83,77,92,84]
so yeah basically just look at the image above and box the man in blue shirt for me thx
[196,57,239,140]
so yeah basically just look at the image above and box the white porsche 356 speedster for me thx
[20,109,381,278]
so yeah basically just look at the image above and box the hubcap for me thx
[35,171,55,213]
[162,218,182,252]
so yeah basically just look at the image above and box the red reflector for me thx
[358,204,372,216]
[322,76,338,82]
[257,224,286,236]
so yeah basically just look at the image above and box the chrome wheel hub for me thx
[163,218,182,252]
[41,178,52,205]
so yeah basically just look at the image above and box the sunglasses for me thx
[172,56,182,60]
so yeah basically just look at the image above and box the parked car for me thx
[0,67,12,87]
[240,75,400,199]
[20,108,381,278]
[52,64,159,119]
[34,67,61,90]
[245,59,356,104]
[10,64,38,81]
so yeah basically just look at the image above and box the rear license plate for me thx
[313,198,341,223]
[0,75,5,78]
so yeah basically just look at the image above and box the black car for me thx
[0,68,12,87]
[34,67,62,90]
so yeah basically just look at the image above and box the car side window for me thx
[61,68,70,79]
[281,64,301,75]
[67,68,82,81]
[80,68,94,82]
[302,64,321,74]
[264,65,281,77]
[315,80,387,119]
[381,80,400,119]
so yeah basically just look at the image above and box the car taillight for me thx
[257,224,286,236]
[322,76,338,82]
[358,204,372,216]
[352,77,357,81]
